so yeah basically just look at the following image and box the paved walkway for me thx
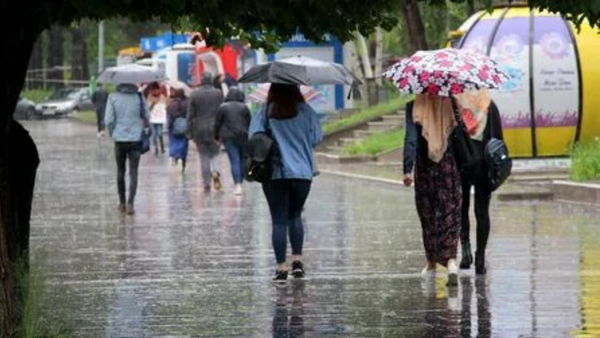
[25,119,600,337]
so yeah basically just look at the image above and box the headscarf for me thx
[413,94,456,163]
[455,89,491,141]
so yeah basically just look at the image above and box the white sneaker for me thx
[421,264,436,277]
[447,260,458,286]
[234,184,243,195]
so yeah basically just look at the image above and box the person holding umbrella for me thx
[248,83,323,283]
[386,48,510,285]
[104,83,150,215]
[98,63,164,215]
[241,56,357,283]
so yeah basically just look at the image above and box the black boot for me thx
[460,242,473,269]
[475,251,486,275]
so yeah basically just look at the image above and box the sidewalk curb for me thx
[320,169,555,202]
[552,180,600,205]
[320,169,403,186]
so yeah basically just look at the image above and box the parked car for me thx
[35,87,94,118]
[13,97,37,120]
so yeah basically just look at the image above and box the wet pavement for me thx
[24,119,600,337]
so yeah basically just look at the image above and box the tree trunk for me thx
[0,19,41,338]
[355,33,373,79]
[467,0,476,15]
[71,26,89,82]
[400,0,429,53]
[27,37,44,90]
[48,25,64,89]
[374,27,383,85]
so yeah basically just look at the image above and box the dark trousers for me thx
[262,179,312,264]
[115,142,141,205]
[461,172,492,254]
[223,138,247,184]
[96,108,105,133]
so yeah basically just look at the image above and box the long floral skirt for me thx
[414,148,462,266]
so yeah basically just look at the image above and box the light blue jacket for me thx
[105,84,150,142]
[249,102,323,180]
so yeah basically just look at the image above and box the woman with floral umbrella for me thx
[385,48,509,285]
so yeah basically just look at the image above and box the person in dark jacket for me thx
[214,86,251,195]
[187,72,224,192]
[454,90,504,275]
[167,87,190,173]
[91,83,109,137]
[403,95,462,286]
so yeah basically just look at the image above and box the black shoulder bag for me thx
[138,94,152,154]
[245,109,281,183]
[450,96,483,176]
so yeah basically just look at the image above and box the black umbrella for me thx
[238,56,361,85]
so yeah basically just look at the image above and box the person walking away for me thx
[188,72,224,192]
[167,87,190,172]
[105,83,150,215]
[92,83,109,137]
[454,90,504,275]
[214,86,251,195]
[402,94,462,286]
[145,83,167,156]
[249,84,323,283]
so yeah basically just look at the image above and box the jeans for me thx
[151,123,164,154]
[262,179,312,264]
[115,142,141,205]
[461,172,492,254]
[223,138,247,184]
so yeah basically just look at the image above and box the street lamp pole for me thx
[98,21,105,73]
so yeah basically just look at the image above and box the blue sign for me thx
[140,32,190,53]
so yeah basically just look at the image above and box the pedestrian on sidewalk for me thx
[188,72,224,192]
[454,90,504,275]
[167,87,190,172]
[214,86,251,195]
[145,82,167,156]
[105,83,150,215]
[403,94,462,286]
[91,83,109,137]
[249,83,323,283]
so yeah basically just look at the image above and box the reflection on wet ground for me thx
[24,119,600,337]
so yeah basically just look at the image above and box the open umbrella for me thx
[384,48,510,96]
[238,56,360,85]
[97,63,168,84]
[247,83,322,104]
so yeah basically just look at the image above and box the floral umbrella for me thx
[384,48,510,96]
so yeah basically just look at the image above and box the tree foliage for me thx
[18,0,400,53]
[421,0,600,28]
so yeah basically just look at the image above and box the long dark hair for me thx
[267,83,305,119]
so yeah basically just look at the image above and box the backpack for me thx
[484,138,512,191]
[172,117,188,137]
[172,99,188,137]
[245,110,280,183]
